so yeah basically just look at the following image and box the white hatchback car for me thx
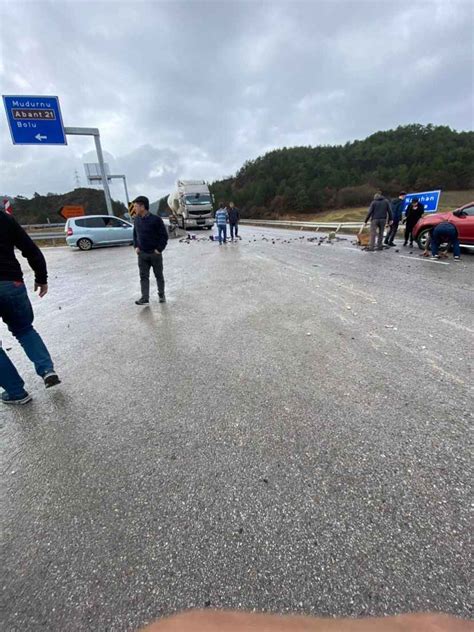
[65,215,134,251]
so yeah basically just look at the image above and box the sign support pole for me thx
[65,126,113,216]
[121,175,130,208]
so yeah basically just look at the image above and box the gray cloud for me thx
[1,0,473,203]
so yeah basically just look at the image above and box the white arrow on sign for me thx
[35,134,47,141]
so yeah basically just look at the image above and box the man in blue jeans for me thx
[215,203,228,244]
[430,221,461,260]
[0,211,60,405]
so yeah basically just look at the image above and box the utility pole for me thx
[74,169,81,188]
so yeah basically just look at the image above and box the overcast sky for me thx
[1,0,473,203]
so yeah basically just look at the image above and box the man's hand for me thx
[135,247,140,254]
[34,283,48,298]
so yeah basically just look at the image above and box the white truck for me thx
[167,180,214,230]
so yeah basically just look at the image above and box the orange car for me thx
[412,201,474,250]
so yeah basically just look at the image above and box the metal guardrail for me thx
[28,233,66,242]
[25,219,368,233]
[23,223,65,229]
[240,219,366,232]
[24,219,405,241]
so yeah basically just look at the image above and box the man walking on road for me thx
[403,198,424,247]
[0,211,60,405]
[364,193,393,251]
[215,203,229,245]
[384,191,406,247]
[133,196,169,306]
[228,202,240,241]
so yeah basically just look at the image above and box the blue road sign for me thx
[403,190,441,213]
[3,95,67,145]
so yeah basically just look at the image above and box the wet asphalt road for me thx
[1,226,473,631]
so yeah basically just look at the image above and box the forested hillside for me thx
[3,188,127,224]
[210,125,474,217]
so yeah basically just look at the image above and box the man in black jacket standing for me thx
[0,211,60,405]
[228,202,240,241]
[132,196,169,305]
[364,193,393,251]
[403,198,424,247]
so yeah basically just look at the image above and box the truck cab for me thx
[168,180,215,230]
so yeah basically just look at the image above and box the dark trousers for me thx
[138,252,165,299]
[404,223,416,245]
[217,225,227,244]
[431,224,461,257]
[0,281,54,397]
[369,218,386,250]
[384,219,399,244]
[230,223,239,239]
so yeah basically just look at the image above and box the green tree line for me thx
[4,188,127,224]
[209,124,474,217]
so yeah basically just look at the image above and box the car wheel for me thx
[77,238,93,251]
[416,228,432,250]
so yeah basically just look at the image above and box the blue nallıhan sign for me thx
[403,190,441,213]
[2,95,67,145]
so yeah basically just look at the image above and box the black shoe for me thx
[403,242,408,247]
[159,294,166,303]
[43,371,61,388]
[135,298,149,305]
[387,242,396,247]
[2,391,32,405]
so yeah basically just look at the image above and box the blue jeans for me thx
[217,225,227,244]
[431,224,461,257]
[0,281,54,397]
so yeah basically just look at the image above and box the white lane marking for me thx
[440,319,474,335]
[399,255,449,265]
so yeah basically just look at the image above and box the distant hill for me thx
[210,124,474,218]
[3,188,127,224]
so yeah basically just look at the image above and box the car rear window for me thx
[75,217,107,228]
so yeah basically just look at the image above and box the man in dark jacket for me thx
[403,198,424,247]
[364,193,393,251]
[227,202,240,241]
[0,211,60,404]
[384,191,406,246]
[132,196,169,305]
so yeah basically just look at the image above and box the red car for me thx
[413,201,474,250]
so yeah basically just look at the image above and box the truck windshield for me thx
[185,194,211,206]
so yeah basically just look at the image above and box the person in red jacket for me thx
[0,211,60,404]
